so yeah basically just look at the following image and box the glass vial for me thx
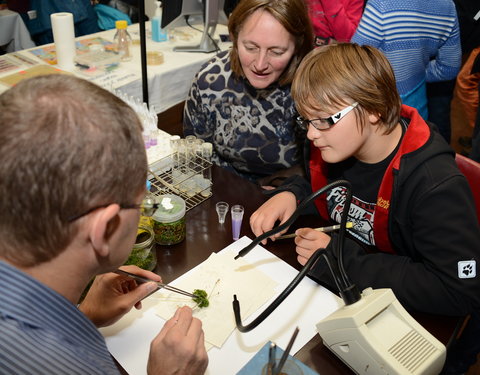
[201,142,213,197]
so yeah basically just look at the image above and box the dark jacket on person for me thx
[272,105,480,316]
[9,0,100,45]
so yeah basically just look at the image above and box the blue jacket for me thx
[19,0,100,44]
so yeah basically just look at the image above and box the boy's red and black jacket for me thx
[265,105,480,316]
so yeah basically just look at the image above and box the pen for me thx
[276,222,353,240]
[113,269,196,298]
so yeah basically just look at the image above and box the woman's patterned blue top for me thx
[184,50,303,182]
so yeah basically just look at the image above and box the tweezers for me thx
[113,269,196,298]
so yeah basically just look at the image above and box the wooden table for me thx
[152,165,460,374]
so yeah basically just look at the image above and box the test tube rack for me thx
[148,152,212,212]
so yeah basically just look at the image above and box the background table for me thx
[149,165,461,375]
[0,9,35,52]
[100,22,231,112]
[0,21,231,112]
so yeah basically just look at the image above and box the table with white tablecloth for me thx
[0,9,35,52]
[0,21,231,113]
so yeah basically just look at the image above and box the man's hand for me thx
[147,306,208,375]
[79,265,161,327]
[250,191,297,244]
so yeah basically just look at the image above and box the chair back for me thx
[455,154,480,223]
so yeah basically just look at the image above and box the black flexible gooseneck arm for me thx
[233,180,360,332]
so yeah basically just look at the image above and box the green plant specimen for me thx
[192,289,209,308]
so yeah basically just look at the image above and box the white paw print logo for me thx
[458,260,476,279]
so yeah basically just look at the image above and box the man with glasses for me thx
[0,75,208,374]
[250,44,480,346]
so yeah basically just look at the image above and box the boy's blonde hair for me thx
[292,43,401,133]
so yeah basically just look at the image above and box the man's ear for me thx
[89,204,121,257]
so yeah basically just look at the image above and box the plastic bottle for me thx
[151,1,168,42]
[113,20,132,61]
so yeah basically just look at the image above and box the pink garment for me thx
[305,0,364,43]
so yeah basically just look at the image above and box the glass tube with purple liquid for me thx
[231,205,244,241]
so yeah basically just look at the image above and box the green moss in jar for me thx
[124,226,156,270]
[152,195,186,245]
[153,216,186,245]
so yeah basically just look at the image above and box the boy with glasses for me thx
[250,43,480,320]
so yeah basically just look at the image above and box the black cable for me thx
[235,180,352,290]
[184,15,221,53]
[233,249,326,332]
[335,180,353,289]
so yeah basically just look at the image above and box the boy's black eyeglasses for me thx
[67,198,159,222]
[296,102,358,131]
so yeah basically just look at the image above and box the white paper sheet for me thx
[154,251,279,348]
[100,236,342,375]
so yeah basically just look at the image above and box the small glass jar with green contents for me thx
[124,225,156,270]
[152,194,186,245]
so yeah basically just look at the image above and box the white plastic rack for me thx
[148,152,212,212]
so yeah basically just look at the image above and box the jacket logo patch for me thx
[377,197,390,210]
[458,260,476,279]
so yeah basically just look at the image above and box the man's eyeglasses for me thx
[67,198,159,222]
[296,102,358,131]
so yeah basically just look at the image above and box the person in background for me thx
[470,60,480,162]
[449,0,480,154]
[0,75,208,374]
[6,0,100,45]
[427,0,480,146]
[250,44,479,349]
[183,0,314,185]
[452,0,480,60]
[304,0,364,46]
[96,0,142,24]
[351,0,461,123]
[451,48,480,157]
